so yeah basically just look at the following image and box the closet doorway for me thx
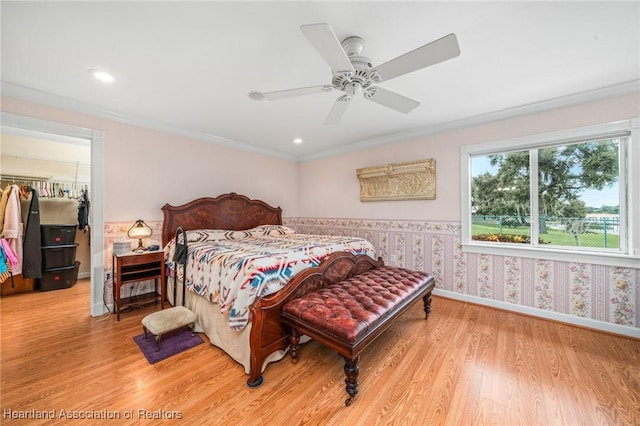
[1,112,105,316]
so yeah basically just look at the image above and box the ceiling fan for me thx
[250,23,460,125]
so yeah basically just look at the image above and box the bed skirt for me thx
[166,276,288,374]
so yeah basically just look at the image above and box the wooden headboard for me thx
[161,192,283,246]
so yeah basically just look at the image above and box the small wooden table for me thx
[112,251,165,321]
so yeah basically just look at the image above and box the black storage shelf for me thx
[41,224,78,246]
[38,224,79,291]
[40,262,80,292]
[41,244,78,269]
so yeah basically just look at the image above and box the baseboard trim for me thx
[433,289,640,339]
[78,272,91,279]
[92,302,111,317]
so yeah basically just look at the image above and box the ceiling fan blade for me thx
[259,85,334,101]
[324,94,352,125]
[300,23,355,73]
[373,33,460,82]
[364,87,420,113]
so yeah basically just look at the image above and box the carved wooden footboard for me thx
[247,251,384,387]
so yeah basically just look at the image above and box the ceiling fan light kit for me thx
[251,23,461,125]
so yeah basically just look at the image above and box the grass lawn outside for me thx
[472,223,620,248]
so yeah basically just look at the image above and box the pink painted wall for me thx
[298,94,640,220]
[1,96,299,221]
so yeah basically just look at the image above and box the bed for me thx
[161,193,376,387]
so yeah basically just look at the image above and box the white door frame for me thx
[1,112,106,316]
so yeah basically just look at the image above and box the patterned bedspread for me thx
[164,226,376,330]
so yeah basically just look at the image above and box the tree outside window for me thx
[470,139,621,250]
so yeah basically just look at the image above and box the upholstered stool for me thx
[142,306,197,351]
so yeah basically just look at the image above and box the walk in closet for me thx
[0,129,91,295]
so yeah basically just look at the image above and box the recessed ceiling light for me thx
[293,138,303,144]
[89,69,114,83]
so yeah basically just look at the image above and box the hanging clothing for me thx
[0,246,9,284]
[77,189,90,232]
[22,188,42,279]
[0,239,19,268]
[0,185,11,235]
[0,239,19,284]
[2,184,23,275]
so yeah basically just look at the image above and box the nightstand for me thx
[112,251,165,321]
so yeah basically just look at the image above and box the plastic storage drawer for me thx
[41,244,78,269]
[41,224,77,245]
[39,262,80,291]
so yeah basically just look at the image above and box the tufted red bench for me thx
[280,265,435,406]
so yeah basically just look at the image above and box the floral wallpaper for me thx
[101,218,639,329]
[285,217,640,329]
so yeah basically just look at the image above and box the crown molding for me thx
[298,79,640,162]
[1,81,297,162]
[3,79,638,163]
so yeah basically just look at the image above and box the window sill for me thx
[462,242,640,268]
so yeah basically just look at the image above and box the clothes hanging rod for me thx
[1,174,53,182]
[1,175,89,186]
[1,154,90,167]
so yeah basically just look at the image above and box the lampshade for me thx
[127,219,152,252]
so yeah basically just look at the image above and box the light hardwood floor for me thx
[1,279,639,425]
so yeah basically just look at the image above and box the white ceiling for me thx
[2,1,639,161]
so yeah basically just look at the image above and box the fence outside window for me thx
[472,215,620,249]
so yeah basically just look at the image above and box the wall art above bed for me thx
[356,158,436,201]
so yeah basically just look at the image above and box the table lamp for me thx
[127,219,152,253]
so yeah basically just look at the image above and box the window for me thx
[461,119,640,267]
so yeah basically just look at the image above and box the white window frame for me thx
[460,119,640,268]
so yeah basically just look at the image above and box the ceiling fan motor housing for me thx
[333,36,380,95]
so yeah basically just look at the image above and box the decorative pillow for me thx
[185,229,252,243]
[183,225,294,243]
[248,225,296,236]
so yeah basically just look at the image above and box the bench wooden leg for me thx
[288,329,300,364]
[343,356,360,406]
[423,291,433,319]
